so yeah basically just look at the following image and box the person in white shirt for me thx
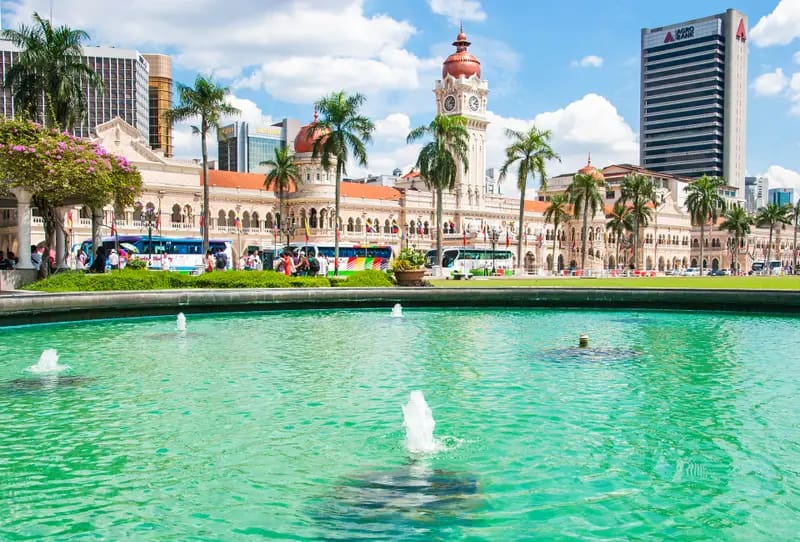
[108,249,120,270]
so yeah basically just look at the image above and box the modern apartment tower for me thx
[0,41,151,140]
[142,54,173,157]
[217,119,301,174]
[640,9,748,197]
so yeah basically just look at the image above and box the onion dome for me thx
[293,110,329,153]
[442,24,481,79]
[578,154,604,181]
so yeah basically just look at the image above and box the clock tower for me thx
[434,26,489,210]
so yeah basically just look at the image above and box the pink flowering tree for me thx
[0,118,141,275]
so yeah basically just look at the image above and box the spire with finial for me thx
[313,106,319,123]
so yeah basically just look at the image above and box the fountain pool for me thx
[1,308,800,539]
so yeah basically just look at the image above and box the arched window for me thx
[265,213,274,229]
[319,209,327,230]
[355,217,362,232]
[384,219,391,233]
[309,208,318,228]
[251,211,260,229]
[242,211,251,230]
[183,205,193,224]
[171,204,181,224]
[347,217,355,232]
[424,221,430,235]
[218,210,227,227]
[228,210,236,228]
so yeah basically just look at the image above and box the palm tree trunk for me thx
[581,206,588,272]
[765,226,773,273]
[334,162,342,276]
[793,220,798,273]
[201,122,210,254]
[551,224,558,273]
[632,217,639,270]
[699,222,705,274]
[615,236,620,272]
[436,187,443,272]
[517,185,525,274]
[279,187,285,246]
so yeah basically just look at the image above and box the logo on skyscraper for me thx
[663,31,674,43]
[736,19,746,41]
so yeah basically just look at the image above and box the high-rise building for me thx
[744,176,757,213]
[217,119,301,174]
[756,176,769,210]
[0,41,151,141]
[768,188,793,206]
[142,54,173,157]
[640,9,748,197]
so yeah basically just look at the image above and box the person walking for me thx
[281,252,295,277]
[205,250,215,273]
[108,249,120,270]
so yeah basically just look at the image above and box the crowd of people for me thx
[274,250,326,277]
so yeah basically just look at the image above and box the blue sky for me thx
[5,0,800,195]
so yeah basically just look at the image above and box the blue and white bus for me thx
[81,235,232,272]
[424,247,515,276]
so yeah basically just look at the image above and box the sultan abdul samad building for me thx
[0,28,791,273]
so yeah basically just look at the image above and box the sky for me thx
[3,0,800,199]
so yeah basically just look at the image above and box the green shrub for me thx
[333,270,395,287]
[24,269,331,292]
[125,259,147,270]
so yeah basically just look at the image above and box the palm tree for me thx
[619,173,655,270]
[684,175,726,275]
[407,115,469,271]
[499,126,560,271]
[791,199,800,274]
[164,75,239,253]
[3,12,102,130]
[261,146,301,244]
[543,193,571,273]
[719,204,751,273]
[566,172,605,272]
[606,201,633,271]
[755,203,792,272]
[311,91,374,275]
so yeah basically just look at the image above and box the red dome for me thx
[293,111,329,153]
[578,154,604,180]
[442,27,481,79]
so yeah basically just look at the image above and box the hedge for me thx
[23,269,394,292]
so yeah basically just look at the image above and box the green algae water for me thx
[1,308,800,540]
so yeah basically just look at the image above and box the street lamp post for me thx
[489,227,500,276]
[136,201,159,268]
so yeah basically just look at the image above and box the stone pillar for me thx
[10,188,33,269]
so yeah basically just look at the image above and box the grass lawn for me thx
[430,276,800,290]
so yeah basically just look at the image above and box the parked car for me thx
[683,267,700,276]
[710,269,730,276]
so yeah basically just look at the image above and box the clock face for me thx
[469,96,480,112]
[443,95,456,112]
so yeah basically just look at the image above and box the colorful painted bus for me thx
[80,235,232,273]
[424,247,515,276]
[281,243,394,276]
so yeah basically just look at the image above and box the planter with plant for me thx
[391,248,427,286]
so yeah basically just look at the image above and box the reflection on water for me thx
[542,347,640,363]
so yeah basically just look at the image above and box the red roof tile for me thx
[205,170,267,190]
[341,182,401,201]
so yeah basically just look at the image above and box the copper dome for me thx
[293,110,329,154]
[442,27,481,79]
[578,154,604,180]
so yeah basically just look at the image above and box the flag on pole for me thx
[505,231,510,248]
[483,225,487,243]
[199,214,204,234]
[156,202,162,232]
[234,216,242,232]
[66,210,73,232]
[304,217,310,242]
[537,234,543,248]
[391,219,399,234]
[110,212,116,236]
[462,230,467,246]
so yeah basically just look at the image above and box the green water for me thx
[1,308,799,540]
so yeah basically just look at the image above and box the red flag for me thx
[537,234,543,248]
[483,225,487,242]
[462,230,467,246]
[505,231,510,248]
[199,215,204,234]
[110,212,116,236]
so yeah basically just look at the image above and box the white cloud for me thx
[751,0,800,47]
[753,68,789,96]
[484,94,639,197]
[428,0,487,24]
[571,55,604,68]
[760,165,800,201]
[6,0,431,105]
[374,113,412,142]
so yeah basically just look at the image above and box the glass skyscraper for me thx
[640,9,748,197]
[217,119,300,173]
[0,41,150,141]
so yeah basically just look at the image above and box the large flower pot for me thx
[394,269,425,286]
